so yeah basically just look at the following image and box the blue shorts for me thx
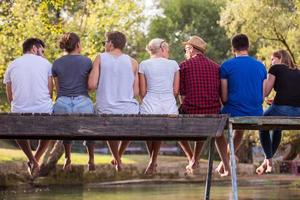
[53,95,95,146]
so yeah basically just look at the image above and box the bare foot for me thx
[265,160,273,173]
[63,159,72,172]
[27,161,40,178]
[115,163,123,172]
[215,162,224,175]
[185,161,199,175]
[88,162,96,171]
[256,160,267,175]
[144,163,157,175]
[220,169,231,177]
[111,159,117,166]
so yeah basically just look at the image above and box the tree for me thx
[147,0,230,63]
[219,0,300,65]
[0,0,145,173]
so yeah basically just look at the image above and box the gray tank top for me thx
[95,52,139,114]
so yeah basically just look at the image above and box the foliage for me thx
[147,0,230,63]
[219,0,300,66]
[0,0,145,107]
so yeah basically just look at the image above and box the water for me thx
[1,183,300,200]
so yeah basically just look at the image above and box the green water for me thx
[1,183,300,200]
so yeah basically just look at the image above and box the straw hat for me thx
[183,36,206,52]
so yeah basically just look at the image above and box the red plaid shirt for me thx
[179,53,221,114]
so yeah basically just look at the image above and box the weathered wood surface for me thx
[230,116,300,130]
[0,113,228,140]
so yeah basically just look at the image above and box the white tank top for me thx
[96,52,139,114]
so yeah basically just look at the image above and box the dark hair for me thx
[22,38,45,54]
[231,34,249,51]
[273,50,297,69]
[59,32,80,53]
[105,31,126,50]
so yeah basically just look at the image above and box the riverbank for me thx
[0,148,298,189]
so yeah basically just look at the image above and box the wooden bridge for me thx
[1,113,300,200]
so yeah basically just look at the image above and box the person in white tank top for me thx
[88,31,139,172]
[139,38,180,174]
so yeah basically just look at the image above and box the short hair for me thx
[59,32,80,53]
[146,38,168,55]
[22,38,45,53]
[105,31,126,50]
[231,34,249,51]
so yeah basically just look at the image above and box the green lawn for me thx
[0,148,188,165]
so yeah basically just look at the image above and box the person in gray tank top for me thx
[88,31,139,171]
[52,32,95,172]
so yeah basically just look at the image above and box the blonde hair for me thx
[146,38,169,55]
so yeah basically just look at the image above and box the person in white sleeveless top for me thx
[139,38,180,174]
[88,31,139,171]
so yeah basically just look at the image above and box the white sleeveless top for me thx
[95,52,139,114]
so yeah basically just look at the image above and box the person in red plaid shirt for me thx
[178,36,230,176]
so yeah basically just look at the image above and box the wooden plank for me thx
[230,116,300,130]
[0,113,228,140]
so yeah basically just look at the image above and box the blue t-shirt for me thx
[220,56,267,117]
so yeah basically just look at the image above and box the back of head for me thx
[231,33,249,51]
[146,38,168,55]
[59,32,80,53]
[105,31,126,50]
[22,38,45,54]
[273,50,297,69]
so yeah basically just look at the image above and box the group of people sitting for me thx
[3,31,300,178]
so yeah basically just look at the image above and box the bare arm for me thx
[5,83,13,103]
[139,73,147,99]
[173,71,180,97]
[264,73,275,98]
[53,77,59,97]
[221,79,228,104]
[48,76,53,99]
[131,58,139,97]
[88,55,101,90]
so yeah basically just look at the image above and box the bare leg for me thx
[34,140,51,162]
[215,135,230,177]
[189,141,204,169]
[86,144,95,171]
[118,140,130,158]
[63,143,72,172]
[217,130,244,174]
[178,141,193,163]
[15,140,39,176]
[146,141,153,158]
[145,141,161,175]
[107,141,122,171]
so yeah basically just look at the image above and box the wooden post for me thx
[204,137,215,200]
[228,120,238,200]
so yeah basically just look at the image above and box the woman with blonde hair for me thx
[139,38,180,174]
[256,50,300,175]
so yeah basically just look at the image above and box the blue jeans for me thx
[260,104,300,159]
[53,96,94,145]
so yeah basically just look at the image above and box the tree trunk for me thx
[282,138,300,160]
[39,140,64,176]
[236,136,253,164]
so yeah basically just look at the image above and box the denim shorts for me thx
[53,95,95,146]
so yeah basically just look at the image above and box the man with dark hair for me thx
[105,31,127,50]
[88,31,139,171]
[216,33,267,175]
[178,35,230,176]
[3,38,53,177]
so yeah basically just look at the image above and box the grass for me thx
[0,148,188,165]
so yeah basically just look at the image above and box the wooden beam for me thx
[230,116,300,130]
[0,113,228,140]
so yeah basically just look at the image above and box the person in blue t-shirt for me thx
[215,33,267,176]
